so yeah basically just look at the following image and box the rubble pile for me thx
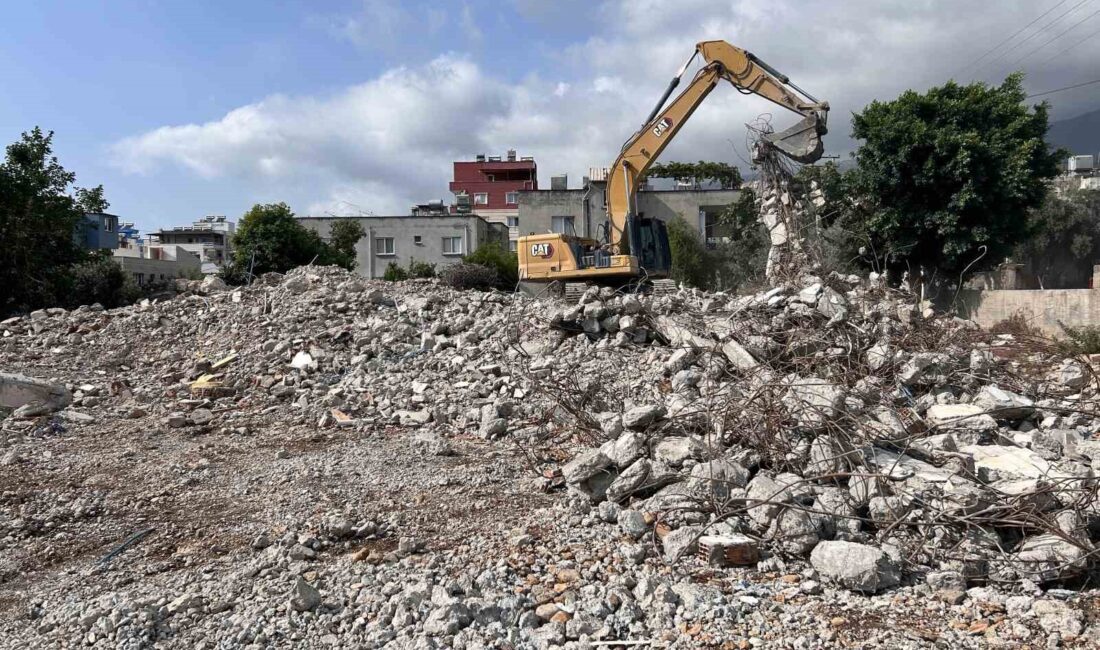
[548,273,1100,595]
[2,264,1100,648]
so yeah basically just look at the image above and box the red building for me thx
[449,150,537,248]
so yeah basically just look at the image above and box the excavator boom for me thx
[516,39,827,292]
[605,40,828,254]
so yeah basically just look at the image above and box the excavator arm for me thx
[604,40,829,255]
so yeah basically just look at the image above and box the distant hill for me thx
[1047,107,1100,156]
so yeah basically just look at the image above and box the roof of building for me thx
[298,214,488,220]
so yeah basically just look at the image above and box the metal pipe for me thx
[643,50,698,126]
[745,51,819,103]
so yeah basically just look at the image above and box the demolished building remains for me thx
[2,266,1100,647]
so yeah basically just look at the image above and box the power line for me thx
[1007,5,1100,66]
[954,0,1069,77]
[1026,77,1100,97]
[975,0,1092,76]
[1037,20,1100,65]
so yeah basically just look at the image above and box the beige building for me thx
[517,170,741,247]
[300,214,508,279]
[113,243,202,286]
[149,215,235,274]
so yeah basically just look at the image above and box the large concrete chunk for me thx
[0,372,72,418]
[974,385,1034,420]
[687,459,750,499]
[925,404,997,432]
[562,449,612,484]
[622,404,666,430]
[721,340,758,370]
[600,430,646,468]
[653,436,703,467]
[1011,534,1090,583]
[959,444,1074,482]
[810,541,900,592]
[783,377,845,429]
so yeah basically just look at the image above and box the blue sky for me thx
[3,1,1097,232]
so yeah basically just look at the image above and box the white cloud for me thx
[113,0,1100,217]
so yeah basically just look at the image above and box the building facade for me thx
[149,215,235,274]
[113,244,202,286]
[77,213,120,250]
[449,150,537,249]
[299,215,508,279]
[517,176,741,248]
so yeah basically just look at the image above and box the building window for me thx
[505,192,518,205]
[442,236,463,255]
[105,219,115,232]
[375,237,395,256]
[474,193,488,205]
[507,216,519,228]
[551,215,575,235]
[413,235,422,245]
[509,240,518,252]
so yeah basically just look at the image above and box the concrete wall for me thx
[517,185,741,241]
[114,252,202,285]
[956,265,1100,335]
[78,213,120,250]
[956,288,1100,336]
[300,215,506,279]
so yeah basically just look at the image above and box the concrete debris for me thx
[810,541,900,593]
[0,372,72,418]
[5,264,1100,648]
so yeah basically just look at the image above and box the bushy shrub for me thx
[1059,322,1100,355]
[218,262,250,286]
[464,242,517,289]
[440,263,499,291]
[407,259,436,279]
[69,254,141,309]
[382,262,408,281]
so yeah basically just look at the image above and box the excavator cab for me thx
[633,217,672,277]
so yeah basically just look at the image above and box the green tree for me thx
[0,128,98,315]
[229,202,326,277]
[69,252,141,309]
[327,219,365,270]
[646,161,742,189]
[75,185,110,213]
[666,216,710,287]
[1014,190,1100,288]
[463,241,518,289]
[844,73,1060,277]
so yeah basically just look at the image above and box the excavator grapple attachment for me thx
[759,113,826,164]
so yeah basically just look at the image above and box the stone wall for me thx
[956,264,1100,335]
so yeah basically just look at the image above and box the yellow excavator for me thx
[517,40,829,296]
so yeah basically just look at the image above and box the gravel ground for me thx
[2,268,1100,648]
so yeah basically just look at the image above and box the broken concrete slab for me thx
[974,385,1034,420]
[810,541,900,592]
[0,372,72,418]
[959,444,1076,482]
[925,404,998,432]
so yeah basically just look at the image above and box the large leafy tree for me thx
[1014,190,1100,288]
[846,73,1060,277]
[646,161,742,189]
[327,219,365,269]
[230,202,327,276]
[0,128,102,315]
